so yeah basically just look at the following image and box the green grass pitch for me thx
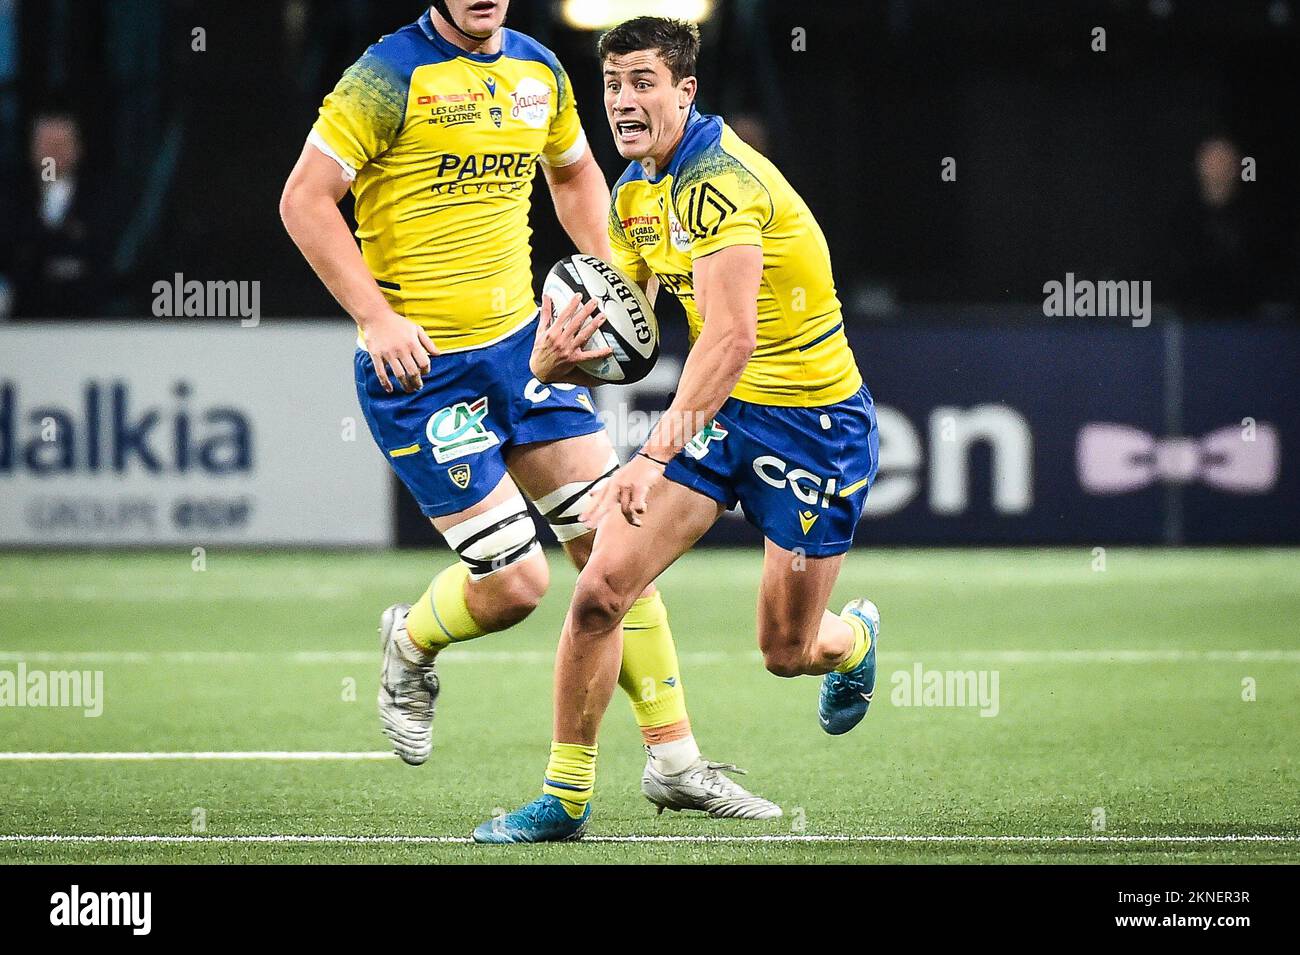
[1,548,1297,864]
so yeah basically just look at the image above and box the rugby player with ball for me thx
[476,16,882,844]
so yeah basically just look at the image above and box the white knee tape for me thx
[533,453,620,543]
[441,495,539,580]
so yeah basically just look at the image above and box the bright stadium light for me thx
[559,0,714,31]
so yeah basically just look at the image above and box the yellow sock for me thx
[834,611,871,673]
[617,592,690,736]
[404,563,488,651]
[543,741,597,819]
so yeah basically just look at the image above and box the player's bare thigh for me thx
[756,539,853,676]
[568,477,725,635]
[429,473,549,631]
[505,431,617,571]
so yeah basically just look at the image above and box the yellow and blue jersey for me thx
[609,108,862,407]
[311,11,587,351]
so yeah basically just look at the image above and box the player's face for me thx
[603,51,695,165]
[445,0,509,37]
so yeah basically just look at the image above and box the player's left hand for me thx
[582,452,666,528]
[530,293,613,383]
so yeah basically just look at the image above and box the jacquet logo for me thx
[49,885,151,935]
[508,77,551,127]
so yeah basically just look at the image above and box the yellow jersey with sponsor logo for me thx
[609,109,861,407]
[309,12,586,352]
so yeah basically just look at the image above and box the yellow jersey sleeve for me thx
[311,48,409,174]
[674,161,773,260]
[541,65,586,167]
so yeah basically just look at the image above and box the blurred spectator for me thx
[1166,136,1269,318]
[727,112,771,158]
[6,111,105,317]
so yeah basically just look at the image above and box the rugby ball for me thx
[542,254,659,383]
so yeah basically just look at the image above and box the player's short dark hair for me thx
[597,16,700,83]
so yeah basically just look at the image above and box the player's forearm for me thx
[546,151,613,260]
[644,246,761,459]
[280,192,391,328]
[644,321,754,460]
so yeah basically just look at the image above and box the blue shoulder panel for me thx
[500,28,563,73]
[664,109,724,179]
[501,29,569,106]
[376,14,458,78]
[667,110,759,204]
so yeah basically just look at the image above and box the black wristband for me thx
[636,451,670,468]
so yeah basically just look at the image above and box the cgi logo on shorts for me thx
[426,397,499,463]
[753,455,839,508]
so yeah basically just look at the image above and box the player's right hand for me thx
[530,293,611,383]
[363,310,438,393]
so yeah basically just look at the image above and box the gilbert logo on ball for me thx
[542,255,660,384]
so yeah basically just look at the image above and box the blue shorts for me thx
[664,384,879,557]
[354,317,603,518]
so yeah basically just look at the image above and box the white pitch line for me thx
[0,834,1296,845]
[0,751,394,761]
[1,649,1298,665]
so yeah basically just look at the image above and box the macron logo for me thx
[50,885,152,936]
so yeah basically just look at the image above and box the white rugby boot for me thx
[377,603,438,765]
[641,757,783,820]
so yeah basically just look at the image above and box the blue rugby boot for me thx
[472,794,590,844]
[818,598,880,736]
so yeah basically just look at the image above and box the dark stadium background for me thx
[1,0,1297,547]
